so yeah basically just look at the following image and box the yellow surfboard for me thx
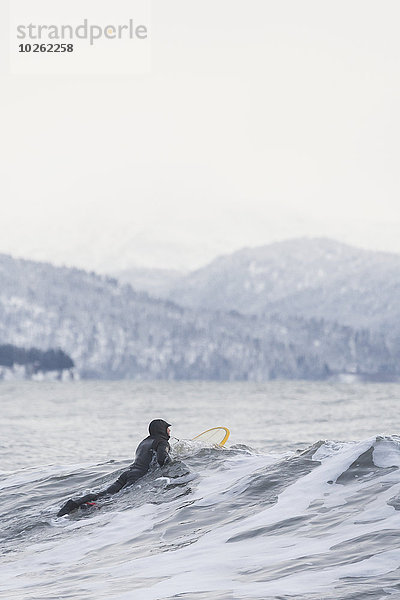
[192,427,230,447]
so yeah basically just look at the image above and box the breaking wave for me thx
[2,436,400,599]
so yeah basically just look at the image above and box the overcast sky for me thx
[1,0,399,271]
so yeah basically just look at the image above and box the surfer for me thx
[57,419,171,517]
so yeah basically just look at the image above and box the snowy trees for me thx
[0,344,74,371]
[0,253,398,381]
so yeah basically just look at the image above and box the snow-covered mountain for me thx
[164,238,400,335]
[0,252,398,381]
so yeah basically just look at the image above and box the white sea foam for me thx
[2,437,400,599]
[2,382,400,600]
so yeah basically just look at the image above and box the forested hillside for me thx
[0,252,398,381]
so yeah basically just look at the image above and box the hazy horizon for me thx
[2,234,400,277]
[1,1,399,271]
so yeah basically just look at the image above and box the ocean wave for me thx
[1,436,400,599]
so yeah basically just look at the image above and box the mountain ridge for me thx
[0,249,398,381]
[159,238,400,335]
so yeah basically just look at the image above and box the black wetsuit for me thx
[57,419,170,516]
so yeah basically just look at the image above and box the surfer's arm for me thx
[156,440,170,466]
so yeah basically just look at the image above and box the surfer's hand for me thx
[57,499,78,517]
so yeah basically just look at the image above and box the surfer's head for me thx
[149,419,171,439]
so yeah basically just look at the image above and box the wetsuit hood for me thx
[148,419,171,440]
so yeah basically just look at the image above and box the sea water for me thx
[1,381,400,599]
